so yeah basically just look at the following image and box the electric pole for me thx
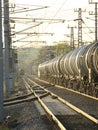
[3,0,11,97]
[0,0,4,122]
[68,25,76,49]
[74,8,86,47]
[89,0,98,42]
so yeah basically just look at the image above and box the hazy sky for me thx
[10,0,96,47]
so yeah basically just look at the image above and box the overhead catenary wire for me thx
[11,6,49,14]
[11,22,43,36]
[82,19,95,33]
[16,41,46,48]
[82,30,94,41]
[15,3,47,7]
[44,0,68,32]
[11,0,96,47]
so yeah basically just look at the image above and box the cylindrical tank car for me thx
[38,42,98,97]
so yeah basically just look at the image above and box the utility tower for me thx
[74,8,86,47]
[0,0,4,122]
[89,0,98,42]
[4,0,13,97]
[68,25,76,49]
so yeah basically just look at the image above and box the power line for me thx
[15,3,46,7]
[12,32,54,35]
[53,0,68,18]
[11,6,49,14]
[82,30,94,40]
[11,22,43,36]
[10,16,71,22]
[16,41,46,48]
[42,0,68,33]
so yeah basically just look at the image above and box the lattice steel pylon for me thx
[68,25,76,49]
[78,8,82,47]
[89,0,98,42]
[74,8,86,48]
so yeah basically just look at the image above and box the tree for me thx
[37,46,56,63]
[55,42,71,55]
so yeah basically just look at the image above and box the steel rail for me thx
[4,96,37,106]
[37,78,98,101]
[4,92,33,102]
[4,79,48,106]
[27,77,98,124]
[23,78,67,130]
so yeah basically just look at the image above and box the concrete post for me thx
[0,0,4,122]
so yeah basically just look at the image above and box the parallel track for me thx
[4,75,98,129]
[23,77,67,130]
[36,78,98,101]
[24,76,98,129]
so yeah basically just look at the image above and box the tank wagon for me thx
[38,42,98,97]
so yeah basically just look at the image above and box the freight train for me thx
[38,42,98,97]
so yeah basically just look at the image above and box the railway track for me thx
[23,75,98,130]
[23,77,67,130]
[4,79,49,106]
[37,78,98,101]
[4,75,98,129]
[34,77,98,116]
